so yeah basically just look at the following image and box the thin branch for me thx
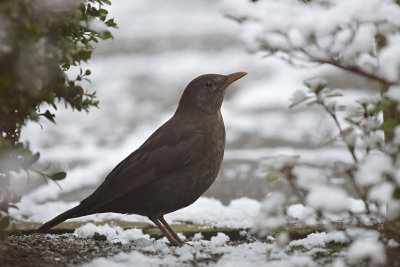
[307,55,396,86]
[260,36,398,86]
[320,101,359,163]
[284,167,306,205]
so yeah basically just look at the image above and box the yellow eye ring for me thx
[204,80,214,89]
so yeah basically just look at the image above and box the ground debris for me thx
[0,234,134,267]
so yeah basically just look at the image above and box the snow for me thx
[289,89,309,107]
[210,233,230,246]
[368,182,394,205]
[76,227,319,267]
[294,166,327,191]
[355,153,392,186]
[222,0,400,83]
[10,197,261,229]
[7,0,400,265]
[379,34,400,81]
[289,231,348,249]
[253,192,286,233]
[287,204,317,225]
[74,223,150,245]
[386,85,400,102]
[303,77,328,92]
[394,126,400,145]
[306,185,351,213]
[347,237,387,265]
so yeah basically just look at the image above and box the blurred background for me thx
[13,0,378,214]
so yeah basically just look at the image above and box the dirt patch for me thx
[0,221,249,266]
[0,233,137,267]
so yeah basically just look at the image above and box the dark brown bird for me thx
[37,72,247,246]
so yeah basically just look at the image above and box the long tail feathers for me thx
[36,204,86,233]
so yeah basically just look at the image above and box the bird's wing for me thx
[80,118,205,211]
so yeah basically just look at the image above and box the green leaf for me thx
[380,119,397,132]
[325,92,343,98]
[105,18,116,27]
[29,152,40,165]
[99,9,108,15]
[50,171,67,180]
[42,110,56,124]
[84,69,91,76]
[101,31,112,40]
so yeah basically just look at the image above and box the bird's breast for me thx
[195,112,226,185]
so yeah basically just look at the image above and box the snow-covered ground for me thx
[10,0,386,266]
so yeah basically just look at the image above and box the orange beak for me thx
[224,72,248,85]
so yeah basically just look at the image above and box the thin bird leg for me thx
[159,216,185,245]
[149,217,182,247]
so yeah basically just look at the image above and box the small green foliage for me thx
[0,0,116,239]
[50,172,67,181]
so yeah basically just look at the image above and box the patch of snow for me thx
[74,223,150,245]
[289,89,309,107]
[355,153,392,186]
[294,166,327,191]
[12,197,260,230]
[287,204,317,225]
[253,192,286,233]
[386,85,400,102]
[168,197,260,228]
[210,233,230,246]
[394,126,400,145]
[306,185,351,213]
[289,231,348,250]
[347,237,386,265]
[368,182,394,205]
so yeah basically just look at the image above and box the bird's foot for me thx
[168,240,185,247]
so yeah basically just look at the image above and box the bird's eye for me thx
[204,80,215,89]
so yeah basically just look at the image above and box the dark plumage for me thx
[37,72,247,246]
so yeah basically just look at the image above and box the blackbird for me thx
[37,72,247,246]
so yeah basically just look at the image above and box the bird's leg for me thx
[159,216,185,245]
[149,217,182,247]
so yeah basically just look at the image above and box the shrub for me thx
[0,0,116,237]
[224,0,400,264]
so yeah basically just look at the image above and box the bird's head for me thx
[177,72,247,114]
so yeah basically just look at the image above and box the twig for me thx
[284,167,306,205]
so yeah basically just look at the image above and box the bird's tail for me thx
[36,204,86,233]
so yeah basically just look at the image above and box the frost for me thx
[347,237,386,265]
